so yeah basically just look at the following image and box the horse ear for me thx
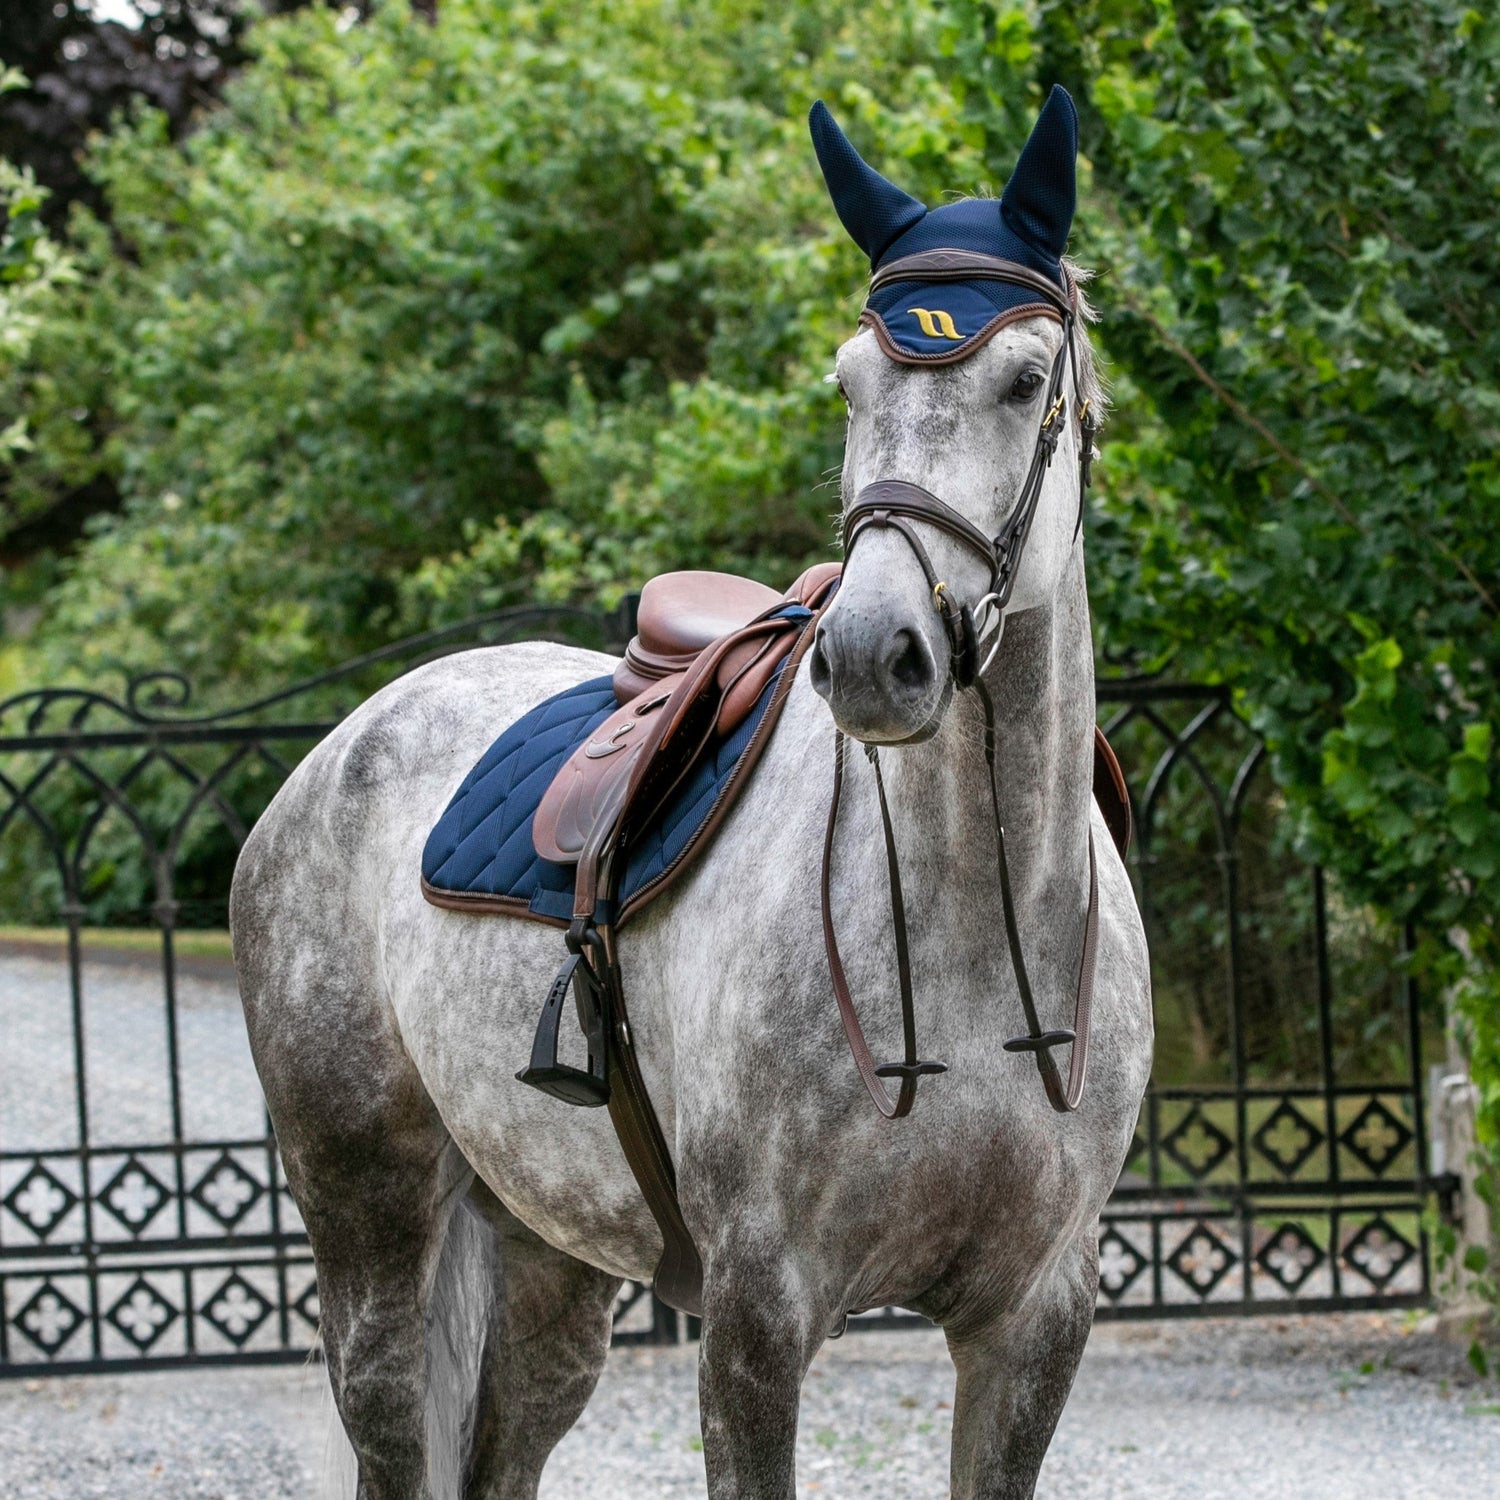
[1000,85,1078,264]
[808,99,926,266]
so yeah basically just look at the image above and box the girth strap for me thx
[596,927,706,1314]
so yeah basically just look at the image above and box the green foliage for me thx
[962,0,1500,1159]
[2,1,1499,1265]
[1,0,985,694]
[0,66,76,465]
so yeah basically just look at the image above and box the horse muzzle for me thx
[809,581,953,744]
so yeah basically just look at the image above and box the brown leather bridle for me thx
[821,254,1101,1119]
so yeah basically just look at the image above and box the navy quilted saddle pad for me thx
[421,660,790,927]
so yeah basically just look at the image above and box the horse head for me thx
[807,86,1100,743]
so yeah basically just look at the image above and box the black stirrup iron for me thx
[517,926,612,1107]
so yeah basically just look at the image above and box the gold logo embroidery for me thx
[909,308,963,340]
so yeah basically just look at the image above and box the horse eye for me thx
[836,380,850,408]
[1008,370,1044,402]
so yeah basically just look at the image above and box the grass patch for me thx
[0,925,234,960]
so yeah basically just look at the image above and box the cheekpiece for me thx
[809,85,1080,364]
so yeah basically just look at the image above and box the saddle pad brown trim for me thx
[419,879,563,925]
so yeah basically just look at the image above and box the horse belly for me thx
[383,902,668,1281]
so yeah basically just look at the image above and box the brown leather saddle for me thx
[532,560,1129,881]
[531,562,842,894]
[514,561,1131,1316]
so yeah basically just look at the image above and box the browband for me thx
[869,250,1072,316]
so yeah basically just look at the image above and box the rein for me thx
[822,254,1101,1118]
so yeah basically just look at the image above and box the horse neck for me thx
[887,548,1095,917]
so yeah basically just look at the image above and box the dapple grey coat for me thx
[232,309,1153,1499]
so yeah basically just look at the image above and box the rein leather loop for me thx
[821,731,948,1119]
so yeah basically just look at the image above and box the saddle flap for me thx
[532,679,684,865]
[1092,725,1132,860]
[711,568,841,733]
[536,602,824,876]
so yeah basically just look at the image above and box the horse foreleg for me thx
[945,1236,1099,1500]
[697,1249,829,1500]
[460,1183,621,1500]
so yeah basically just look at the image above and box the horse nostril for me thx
[885,629,933,696]
[809,629,833,698]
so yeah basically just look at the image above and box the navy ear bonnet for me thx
[809,86,1078,363]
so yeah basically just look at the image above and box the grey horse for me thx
[231,89,1153,1500]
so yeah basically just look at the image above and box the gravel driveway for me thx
[4,949,1495,1496]
[1,947,261,1150]
[2,1314,1495,1498]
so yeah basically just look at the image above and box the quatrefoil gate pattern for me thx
[1341,1099,1415,1178]
[1159,1103,1235,1182]
[1252,1100,1324,1180]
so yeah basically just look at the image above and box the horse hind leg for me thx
[236,928,477,1494]
[460,1182,622,1500]
[298,1116,476,1500]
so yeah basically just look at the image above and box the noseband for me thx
[821,254,1101,1120]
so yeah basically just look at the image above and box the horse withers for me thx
[231,84,1153,1500]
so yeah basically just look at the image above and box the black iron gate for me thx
[1091,682,1435,1317]
[0,608,1439,1375]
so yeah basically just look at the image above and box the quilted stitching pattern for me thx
[422,676,618,908]
[421,663,787,923]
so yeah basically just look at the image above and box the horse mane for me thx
[1062,255,1110,447]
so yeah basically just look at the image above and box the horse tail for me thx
[426,1197,499,1499]
[318,1196,498,1499]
